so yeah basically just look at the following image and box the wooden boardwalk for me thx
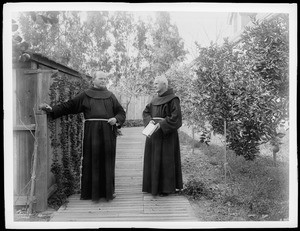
[50,127,198,222]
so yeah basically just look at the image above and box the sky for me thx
[169,11,231,60]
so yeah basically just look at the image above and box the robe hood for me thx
[151,88,179,106]
[85,87,112,99]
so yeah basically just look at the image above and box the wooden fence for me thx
[13,53,91,212]
[115,94,152,120]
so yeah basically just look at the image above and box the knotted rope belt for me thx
[85,118,109,122]
[84,118,116,131]
[152,117,165,120]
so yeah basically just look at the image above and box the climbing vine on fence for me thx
[48,72,89,208]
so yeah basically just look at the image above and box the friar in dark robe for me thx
[39,71,126,201]
[142,75,183,196]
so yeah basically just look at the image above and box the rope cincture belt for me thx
[84,118,114,130]
[85,118,109,122]
[152,117,165,120]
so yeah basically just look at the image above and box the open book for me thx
[142,122,158,138]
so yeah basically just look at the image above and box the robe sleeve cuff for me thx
[114,115,124,127]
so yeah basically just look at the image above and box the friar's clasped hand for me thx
[149,120,160,132]
[107,117,117,126]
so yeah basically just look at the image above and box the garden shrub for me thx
[122,119,144,127]
[182,177,215,200]
[176,14,289,160]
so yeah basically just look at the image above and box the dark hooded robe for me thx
[49,87,126,201]
[142,88,183,195]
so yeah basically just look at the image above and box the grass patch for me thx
[182,177,215,200]
[179,130,289,221]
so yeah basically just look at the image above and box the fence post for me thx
[34,70,51,212]
[35,113,48,211]
[224,120,227,185]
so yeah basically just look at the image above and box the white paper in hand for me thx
[142,122,157,138]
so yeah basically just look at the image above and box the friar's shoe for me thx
[92,199,100,204]
[175,189,182,194]
[158,193,169,197]
[106,193,116,201]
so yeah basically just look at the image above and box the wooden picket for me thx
[115,94,152,120]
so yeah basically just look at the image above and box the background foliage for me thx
[15,11,187,117]
[171,14,289,160]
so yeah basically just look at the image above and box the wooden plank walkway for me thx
[50,127,198,222]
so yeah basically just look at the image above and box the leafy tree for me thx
[16,11,187,90]
[82,12,112,72]
[239,15,289,138]
[12,18,30,62]
[17,12,67,65]
[107,11,135,83]
[15,11,188,115]
[164,62,200,127]
[108,13,153,114]
[109,12,188,113]
[12,12,60,62]
[189,14,289,160]
[17,11,109,75]
[147,12,188,76]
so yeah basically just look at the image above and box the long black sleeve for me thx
[142,103,152,127]
[111,94,126,127]
[159,98,182,135]
[50,92,85,119]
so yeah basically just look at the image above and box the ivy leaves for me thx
[48,72,89,207]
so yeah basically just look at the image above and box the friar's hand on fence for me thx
[107,117,117,125]
[39,103,52,113]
